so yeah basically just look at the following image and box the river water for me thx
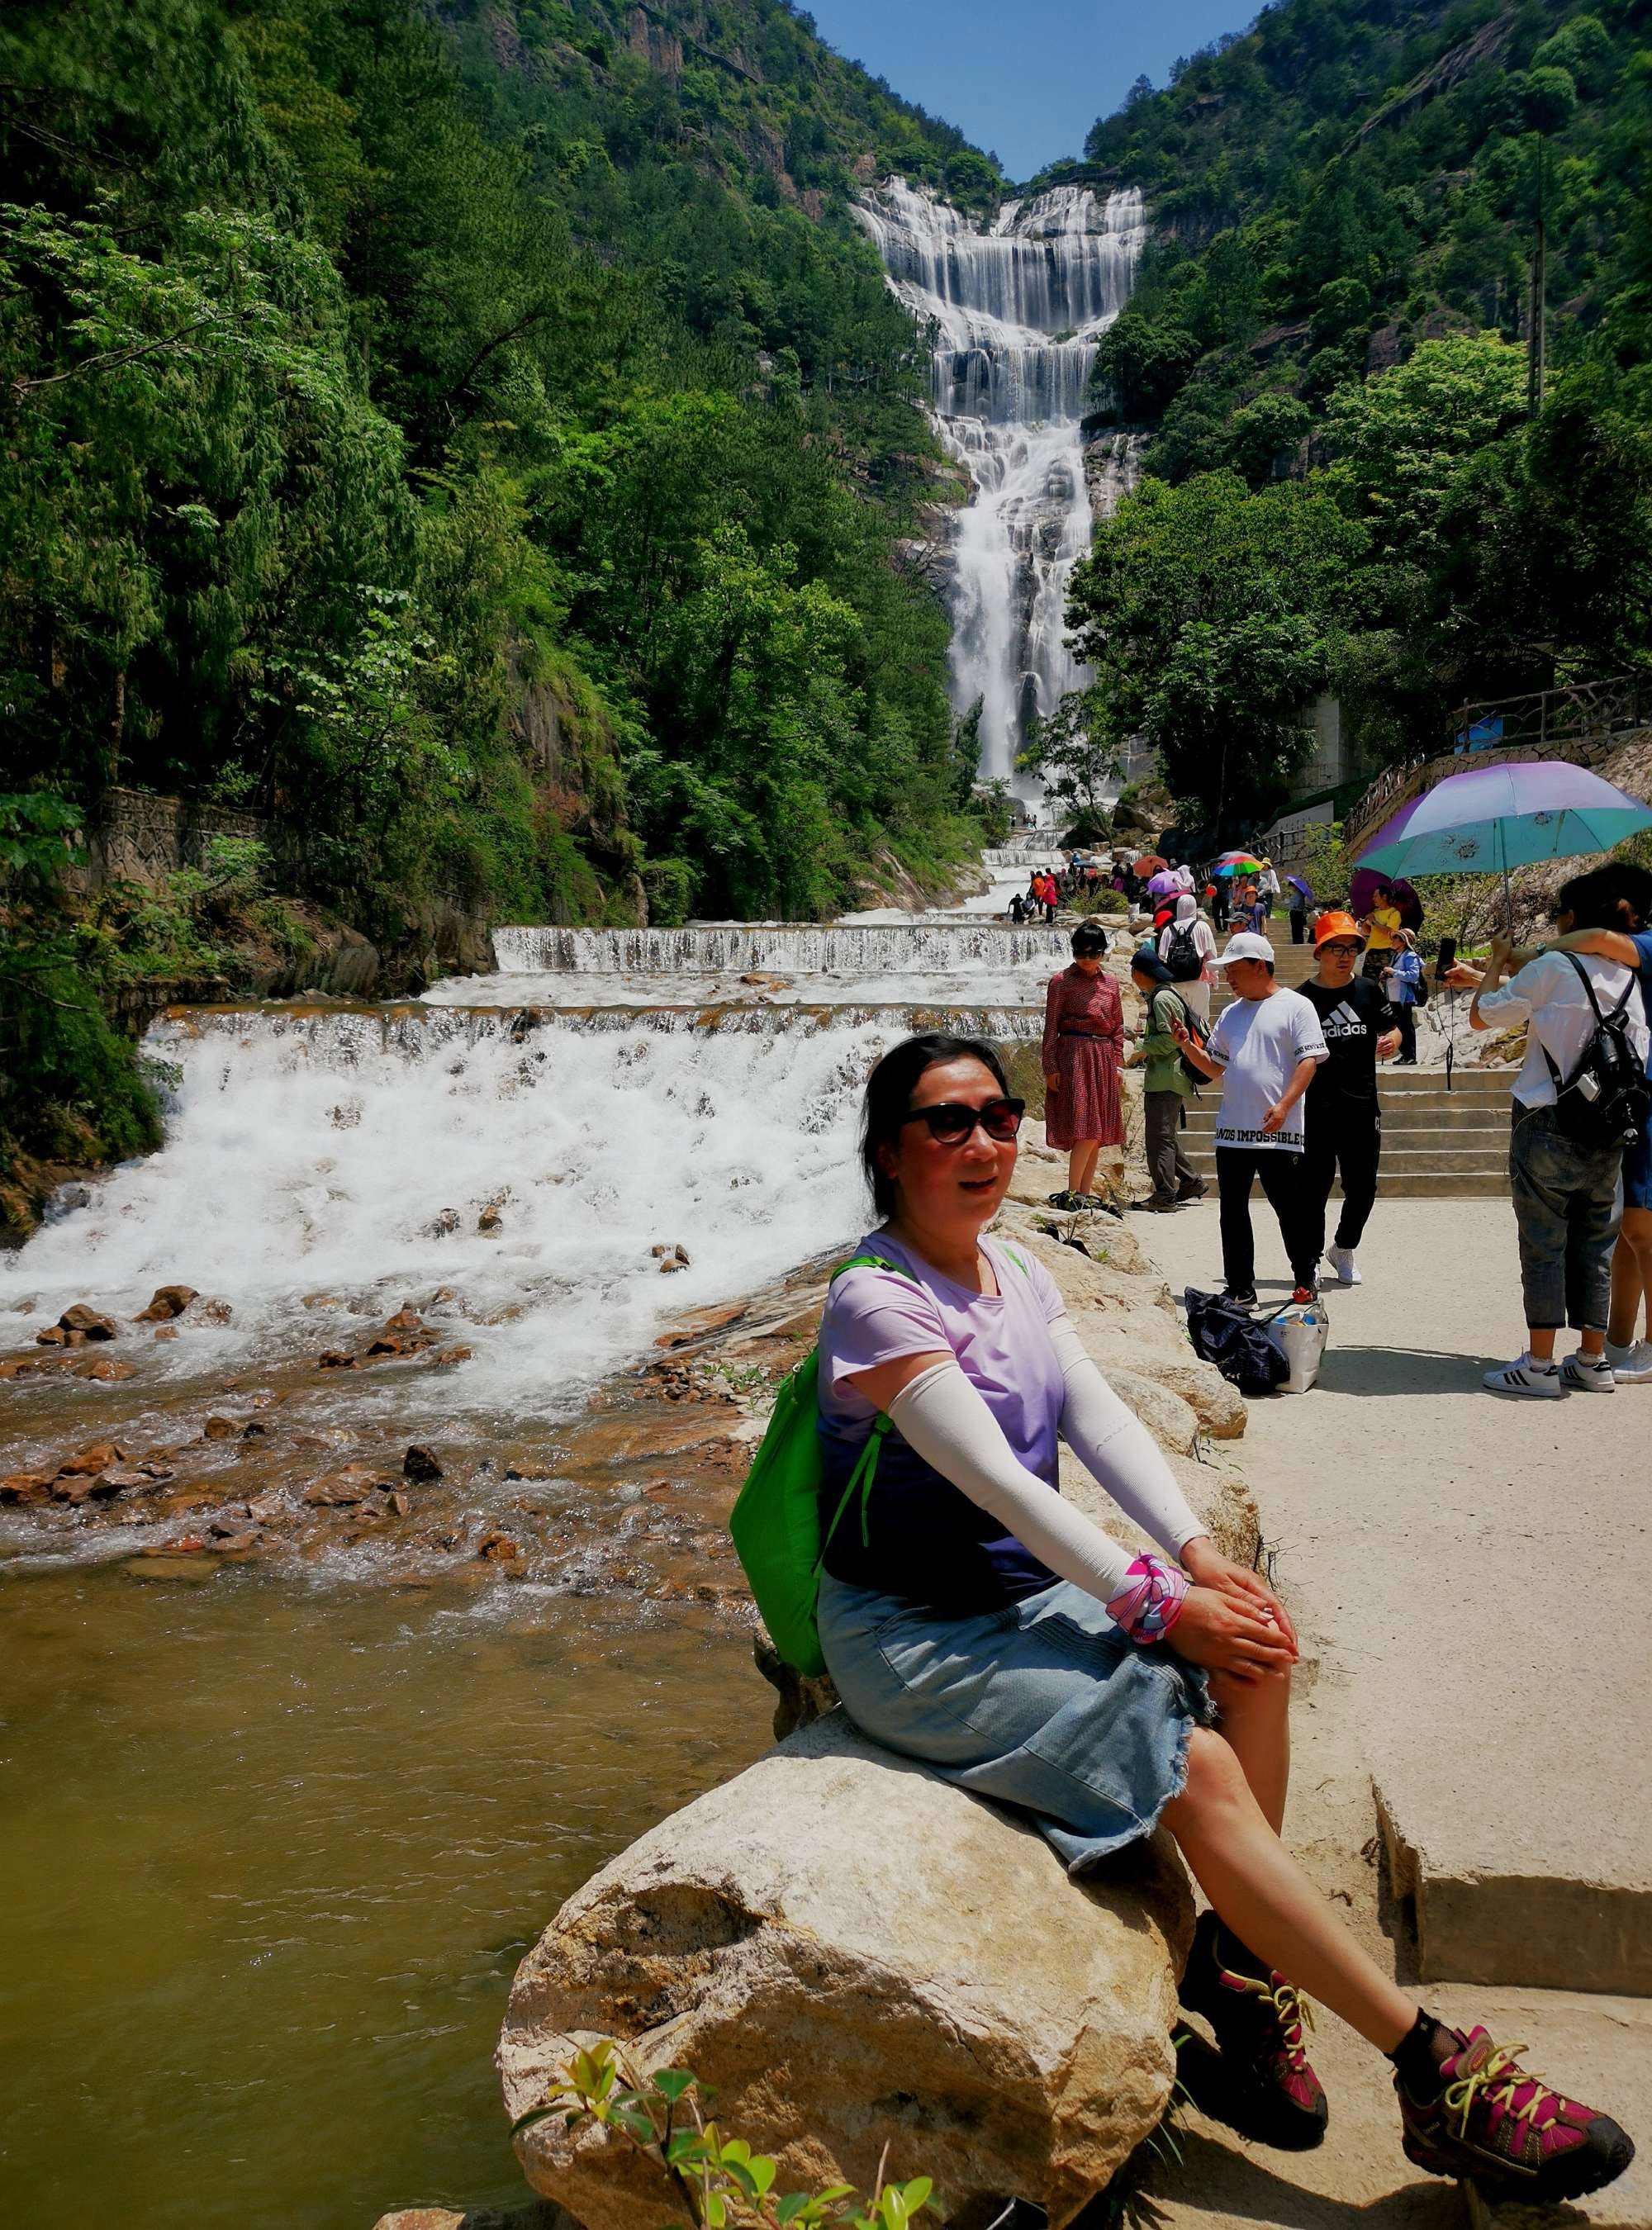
[0,908,1056,2227]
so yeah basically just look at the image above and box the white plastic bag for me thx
[1266,1304,1328,1394]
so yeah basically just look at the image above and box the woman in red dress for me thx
[1042,923,1124,1208]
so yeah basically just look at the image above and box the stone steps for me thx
[1167,1062,1512,1193]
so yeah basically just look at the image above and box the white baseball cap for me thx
[1218,932,1275,967]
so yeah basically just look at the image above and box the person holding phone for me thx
[814,1031,1634,2198]
[1170,933,1327,1307]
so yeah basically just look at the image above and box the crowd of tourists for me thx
[783,1024,1637,2211]
[1027,853,1652,1396]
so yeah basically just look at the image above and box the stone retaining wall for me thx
[69,786,267,893]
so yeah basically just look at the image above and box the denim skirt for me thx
[817,1570,1214,1875]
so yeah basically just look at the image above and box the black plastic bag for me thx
[1184,1287,1289,1397]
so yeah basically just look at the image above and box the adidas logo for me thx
[1321,1001,1368,1041]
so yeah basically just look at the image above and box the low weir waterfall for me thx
[854,178,1145,792]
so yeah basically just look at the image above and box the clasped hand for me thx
[1174,1540,1297,1682]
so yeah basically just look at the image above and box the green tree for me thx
[1068,472,1368,833]
[1016,690,1123,834]
[1091,311,1201,422]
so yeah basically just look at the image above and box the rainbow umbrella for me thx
[1213,854,1262,878]
[1356,760,1652,926]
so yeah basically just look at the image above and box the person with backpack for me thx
[1158,892,1216,1022]
[1535,862,1652,1383]
[1382,928,1424,1064]
[1459,861,1652,1388]
[1456,867,1651,1395]
[1125,947,1206,1209]
[785,1030,1634,2201]
[1297,911,1401,1288]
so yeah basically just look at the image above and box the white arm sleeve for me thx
[1048,1318,1208,1557]
[885,1362,1134,1604]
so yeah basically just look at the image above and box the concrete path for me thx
[1126,1194,1651,2225]
[1132,1194,1651,1997]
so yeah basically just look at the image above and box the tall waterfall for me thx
[854,178,1145,792]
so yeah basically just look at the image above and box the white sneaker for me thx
[1604,1338,1652,1383]
[1483,1355,1566,1397]
[1327,1244,1360,1286]
[1561,1352,1617,1393]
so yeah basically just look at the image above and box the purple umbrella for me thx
[1146,869,1180,898]
[1357,759,1652,923]
[1348,869,1423,930]
[1286,875,1313,900]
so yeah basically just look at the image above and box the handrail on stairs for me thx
[1342,675,1650,856]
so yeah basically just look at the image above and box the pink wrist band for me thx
[1106,1554,1189,1643]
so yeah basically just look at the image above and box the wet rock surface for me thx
[0,1155,1254,1636]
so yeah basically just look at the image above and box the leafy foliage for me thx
[513,2039,937,2230]
[1051,0,1652,834]
[0,0,1003,949]
[0,792,161,1200]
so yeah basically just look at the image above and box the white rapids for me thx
[1,910,1068,1428]
[853,178,1146,790]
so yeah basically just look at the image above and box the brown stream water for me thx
[1,1563,767,2229]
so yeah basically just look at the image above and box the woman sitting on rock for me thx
[814,1031,1633,2203]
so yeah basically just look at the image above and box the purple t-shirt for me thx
[818,1231,1068,1483]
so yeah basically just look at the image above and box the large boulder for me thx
[500,1715,1193,2230]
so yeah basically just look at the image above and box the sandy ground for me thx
[1125,1194,1651,2229]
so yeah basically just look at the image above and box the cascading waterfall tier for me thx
[491,923,1067,974]
[982,843,1070,871]
[853,178,1145,790]
[0,999,1044,1423]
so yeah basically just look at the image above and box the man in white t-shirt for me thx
[1173,932,1328,1306]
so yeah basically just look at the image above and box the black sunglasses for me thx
[900,1097,1025,1144]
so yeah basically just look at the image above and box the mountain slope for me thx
[1047,0,1652,837]
[0,0,1008,954]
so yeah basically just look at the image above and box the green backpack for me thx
[727,1244,1028,1677]
[728,1254,901,1677]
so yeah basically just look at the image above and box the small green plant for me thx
[513,2042,937,2230]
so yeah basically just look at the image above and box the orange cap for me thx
[1313,909,1365,948]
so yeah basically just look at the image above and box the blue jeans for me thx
[1508,1103,1623,1331]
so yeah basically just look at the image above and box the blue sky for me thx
[805,0,1255,183]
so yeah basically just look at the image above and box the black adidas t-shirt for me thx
[1299,976,1399,1109]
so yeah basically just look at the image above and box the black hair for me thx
[1554,861,1652,933]
[1071,923,1108,957]
[860,1033,1010,1219]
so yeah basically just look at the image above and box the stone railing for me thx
[1343,676,1651,856]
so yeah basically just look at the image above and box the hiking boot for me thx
[1483,1355,1565,1397]
[1395,2025,1634,2203]
[1605,1336,1652,1382]
[1129,1195,1181,1212]
[1326,1243,1360,1285]
[1561,1351,1616,1393]
[1175,1180,1208,1202]
[1180,1911,1327,2147]
[1221,1286,1258,1311]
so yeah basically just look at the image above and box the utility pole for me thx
[1527,137,1547,419]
